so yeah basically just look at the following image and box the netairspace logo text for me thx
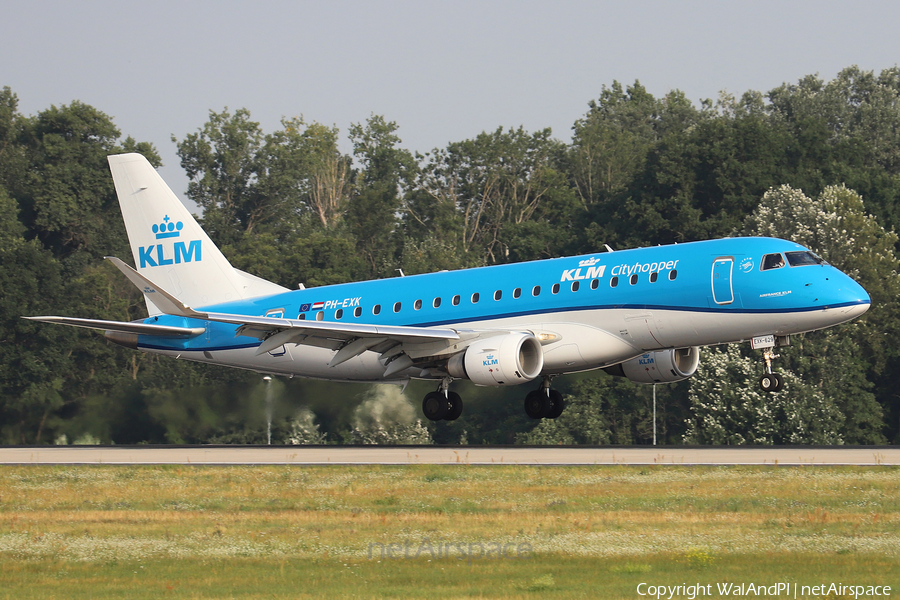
[367,538,531,564]
[637,581,891,599]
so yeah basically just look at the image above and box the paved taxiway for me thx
[1,446,897,465]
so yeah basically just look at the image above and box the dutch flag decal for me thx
[311,301,325,310]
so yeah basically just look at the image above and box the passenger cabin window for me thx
[335,309,343,319]
[471,292,480,303]
[414,299,422,310]
[433,297,441,308]
[532,285,541,296]
[786,251,826,267]
[494,290,502,300]
[669,270,678,280]
[393,302,402,313]
[354,306,362,318]
[552,283,560,294]
[297,313,306,320]
[630,274,638,285]
[373,304,381,315]
[452,295,460,306]
[650,272,658,283]
[590,279,599,290]
[316,311,324,321]
[571,281,579,292]
[762,253,786,270]
[513,287,521,299]
[610,276,619,288]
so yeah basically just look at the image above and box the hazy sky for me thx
[4,0,900,201]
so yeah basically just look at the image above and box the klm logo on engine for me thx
[138,216,202,268]
[483,354,499,367]
[638,354,655,365]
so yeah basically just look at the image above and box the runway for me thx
[1,446,898,465]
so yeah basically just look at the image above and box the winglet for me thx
[105,256,207,319]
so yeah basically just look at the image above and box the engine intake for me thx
[447,333,544,386]
[604,347,700,384]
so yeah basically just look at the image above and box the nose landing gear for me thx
[758,347,784,393]
[524,376,565,419]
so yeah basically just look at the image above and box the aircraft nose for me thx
[834,274,870,317]
[842,302,870,320]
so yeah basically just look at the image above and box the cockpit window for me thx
[785,251,826,267]
[761,253,785,270]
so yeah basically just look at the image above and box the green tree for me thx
[346,115,416,277]
[568,81,661,210]
[175,108,268,245]
[607,92,792,249]
[767,66,900,231]
[412,126,575,265]
[516,378,612,445]
[684,345,844,444]
[0,94,164,444]
[261,118,352,230]
[743,184,900,365]
[516,376,687,445]
[15,101,160,262]
[742,184,897,442]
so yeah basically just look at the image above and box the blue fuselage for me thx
[136,237,869,381]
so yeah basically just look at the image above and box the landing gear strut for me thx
[422,378,463,421]
[524,376,565,419]
[758,347,784,393]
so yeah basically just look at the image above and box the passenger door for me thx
[711,257,734,305]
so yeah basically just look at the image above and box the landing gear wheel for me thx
[771,373,784,392]
[759,373,779,393]
[546,390,565,419]
[422,391,449,421]
[524,390,550,419]
[444,392,463,421]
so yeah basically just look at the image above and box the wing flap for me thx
[211,312,460,344]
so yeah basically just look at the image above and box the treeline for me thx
[1,65,899,445]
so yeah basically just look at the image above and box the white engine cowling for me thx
[447,333,544,386]
[604,347,700,384]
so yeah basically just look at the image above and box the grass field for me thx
[1,464,898,598]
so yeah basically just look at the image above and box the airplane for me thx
[26,153,871,422]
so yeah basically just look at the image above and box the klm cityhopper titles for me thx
[26,154,871,421]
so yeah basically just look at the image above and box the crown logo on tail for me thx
[152,215,183,239]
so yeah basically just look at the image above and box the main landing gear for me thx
[422,376,568,422]
[524,377,565,419]
[422,378,463,422]
[758,347,784,393]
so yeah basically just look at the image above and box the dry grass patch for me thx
[1,464,898,597]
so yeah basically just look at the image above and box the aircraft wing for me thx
[36,255,475,377]
[204,312,467,376]
[23,316,205,337]
[104,254,464,365]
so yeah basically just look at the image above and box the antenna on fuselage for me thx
[396,269,405,277]
[604,244,615,252]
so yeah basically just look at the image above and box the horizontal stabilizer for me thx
[105,256,207,318]
[23,316,205,337]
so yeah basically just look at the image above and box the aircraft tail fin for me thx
[107,153,287,315]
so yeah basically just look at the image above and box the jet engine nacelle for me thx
[604,347,700,384]
[447,333,544,386]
